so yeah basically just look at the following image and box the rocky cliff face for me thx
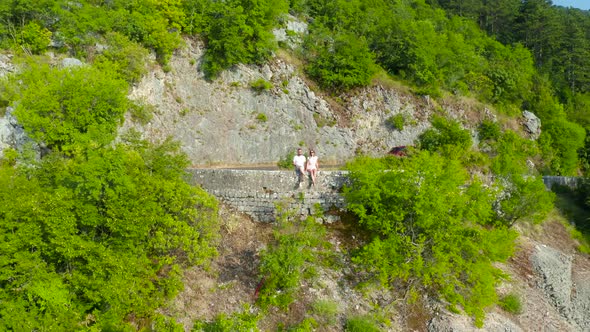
[120,39,435,166]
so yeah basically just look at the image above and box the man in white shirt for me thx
[292,148,306,188]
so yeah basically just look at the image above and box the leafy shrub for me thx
[256,113,268,122]
[0,59,220,330]
[305,31,377,90]
[278,150,295,169]
[386,114,405,131]
[198,0,289,78]
[152,314,185,332]
[540,119,586,175]
[129,101,154,125]
[490,131,538,175]
[310,300,339,326]
[478,120,501,141]
[257,214,327,310]
[284,317,319,332]
[0,138,220,331]
[499,293,522,314]
[344,152,518,326]
[250,78,273,93]
[17,21,51,54]
[488,131,555,225]
[0,147,18,166]
[345,316,381,332]
[418,116,472,152]
[94,32,149,83]
[8,62,128,153]
[495,174,555,226]
[192,306,259,332]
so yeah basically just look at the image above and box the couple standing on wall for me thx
[292,148,319,188]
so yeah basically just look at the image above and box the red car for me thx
[388,146,408,156]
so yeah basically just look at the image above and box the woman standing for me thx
[306,149,319,187]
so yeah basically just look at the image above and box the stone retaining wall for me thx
[542,176,582,190]
[187,169,350,222]
[187,170,582,223]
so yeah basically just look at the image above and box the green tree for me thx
[418,116,472,152]
[344,152,517,326]
[489,131,555,224]
[515,0,561,68]
[7,62,128,153]
[305,31,377,90]
[197,0,288,78]
[557,10,590,94]
[17,21,52,54]
[478,0,520,44]
[0,138,219,330]
[540,119,586,175]
[94,31,149,83]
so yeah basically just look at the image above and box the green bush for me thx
[0,147,18,166]
[344,152,518,326]
[305,31,377,90]
[250,79,273,93]
[94,32,149,83]
[310,300,339,326]
[278,151,295,169]
[540,119,586,175]
[478,120,501,141]
[345,316,381,332]
[499,293,522,314]
[8,62,128,153]
[256,113,268,122]
[418,116,472,152]
[0,59,220,330]
[192,306,259,332]
[128,101,154,125]
[488,131,555,225]
[198,0,288,78]
[257,215,327,310]
[386,114,405,131]
[284,317,318,332]
[17,21,51,54]
[495,174,555,226]
[0,138,220,331]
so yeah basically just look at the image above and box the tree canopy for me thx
[0,53,219,331]
[344,152,521,326]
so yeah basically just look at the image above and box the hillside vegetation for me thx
[0,0,589,331]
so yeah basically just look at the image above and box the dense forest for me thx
[0,0,588,331]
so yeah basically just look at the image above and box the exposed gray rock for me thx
[532,244,573,315]
[531,244,590,331]
[121,39,437,166]
[61,57,84,68]
[570,270,590,331]
[0,107,38,158]
[542,176,581,190]
[0,53,14,78]
[273,15,307,49]
[522,110,541,140]
[428,312,522,332]
[286,19,308,34]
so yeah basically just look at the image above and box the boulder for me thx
[522,111,541,140]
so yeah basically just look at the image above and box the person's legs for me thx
[309,169,317,186]
[298,166,305,185]
[295,168,301,187]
